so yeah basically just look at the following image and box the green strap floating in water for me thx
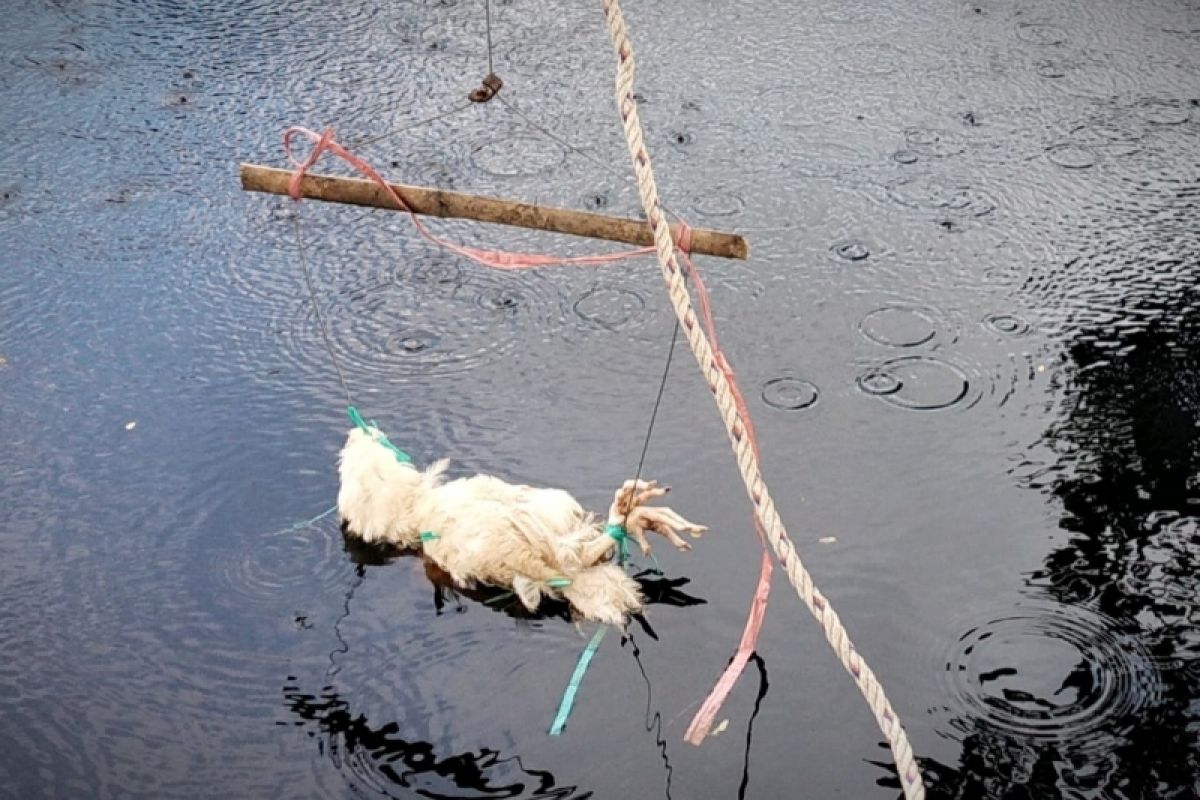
[347,405,414,465]
[549,625,608,736]
[545,529,628,737]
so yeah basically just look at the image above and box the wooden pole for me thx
[239,163,749,260]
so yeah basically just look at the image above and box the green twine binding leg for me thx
[606,523,664,574]
[605,523,631,566]
[347,406,414,465]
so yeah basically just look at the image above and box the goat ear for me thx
[512,576,543,611]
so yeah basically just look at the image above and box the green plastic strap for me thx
[347,405,370,432]
[484,591,516,606]
[549,625,608,736]
[419,531,440,543]
[270,505,338,536]
[606,523,631,566]
[347,406,414,465]
[546,577,572,589]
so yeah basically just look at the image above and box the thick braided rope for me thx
[597,2,925,796]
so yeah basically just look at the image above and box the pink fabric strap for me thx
[675,243,775,746]
[283,126,656,270]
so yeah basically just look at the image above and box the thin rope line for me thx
[293,214,352,407]
[484,0,495,75]
[496,96,787,236]
[497,95,624,179]
[631,319,680,488]
[347,101,475,150]
[495,93,684,506]
[496,94,687,222]
[264,99,472,168]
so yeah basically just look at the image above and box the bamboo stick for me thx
[239,163,749,260]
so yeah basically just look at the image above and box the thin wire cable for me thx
[631,319,680,487]
[347,101,475,150]
[496,95,620,176]
[484,0,495,75]
[494,96,686,507]
[264,98,472,168]
[293,214,353,407]
[497,96,790,241]
[497,93,695,229]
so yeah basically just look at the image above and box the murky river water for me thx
[2,1,1198,797]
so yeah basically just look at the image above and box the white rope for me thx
[596,1,926,795]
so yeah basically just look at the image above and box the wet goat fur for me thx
[336,428,706,626]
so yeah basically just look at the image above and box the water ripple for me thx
[857,355,977,412]
[982,312,1034,338]
[830,238,875,262]
[903,127,968,159]
[1045,142,1098,169]
[1015,22,1069,46]
[572,285,647,330]
[761,375,820,411]
[217,513,353,610]
[859,304,950,348]
[940,603,1162,752]
[275,264,565,383]
[886,174,1000,218]
[471,134,568,179]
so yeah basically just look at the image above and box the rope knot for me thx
[673,221,694,254]
[284,125,335,201]
[606,523,632,565]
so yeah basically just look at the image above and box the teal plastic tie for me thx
[347,406,414,465]
[549,625,608,736]
[419,531,440,543]
[270,505,338,536]
[546,577,572,590]
[606,523,631,566]
[484,591,516,606]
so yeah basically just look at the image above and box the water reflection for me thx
[929,295,1200,796]
[341,525,707,627]
[287,534,710,799]
[282,678,592,800]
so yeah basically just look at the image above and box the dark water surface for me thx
[2,1,1198,797]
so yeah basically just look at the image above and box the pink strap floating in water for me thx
[674,244,774,745]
